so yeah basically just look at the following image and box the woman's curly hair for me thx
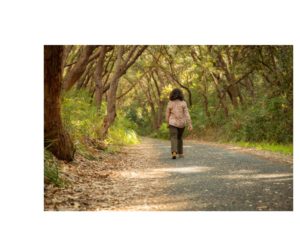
[169,88,184,101]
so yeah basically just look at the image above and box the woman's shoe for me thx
[172,152,177,159]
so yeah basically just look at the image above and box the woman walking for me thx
[166,88,193,159]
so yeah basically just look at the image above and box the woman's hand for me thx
[188,125,193,131]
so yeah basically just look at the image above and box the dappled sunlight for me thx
[119,165,213,180]
[155,166,213,174]
[220,172,292,180]
[114,195,205,211]
[132,146,170,149]
[116,200,191,211]
[253,173,292,179]
[130,145,193,150]
[119,170,170,179]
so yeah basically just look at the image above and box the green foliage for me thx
[150,123,169,139]
[58,45,293,154]
[219,96,292,143]
[234,141,293,155]
[61,89,139,153]
[106,110,140,146]
[125,105,153,136]
[107,127,139,146]
[62,89,104,140]
[189,105,209,134]
[44,150,65,187]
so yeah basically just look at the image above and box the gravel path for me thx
[45,137,293,211]
[111,137,293,211]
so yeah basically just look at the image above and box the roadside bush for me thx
[150,122,169,139]
[62,89,104,140]
[189,105,207,134]
[61,89,140,149]
[220,96,292,143]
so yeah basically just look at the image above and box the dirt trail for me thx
[45,137,293,211]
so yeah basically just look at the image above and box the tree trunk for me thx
[82,73,92,89]
[150,103,157,129]
[44,46,75,161]
[63,45,97,91]
[94,46,107,109]
[201,93,211,119]
[76,60,95,90]
[227,84,239,108]
[246,77,255,97]
[62,45,73,69]
[217,51,240,108]
[99,46,147,139]
[152,70,164,129]
[99,46,124,139]
[99,77,119,138]
[210,72,229,117]
[156,101,164,129]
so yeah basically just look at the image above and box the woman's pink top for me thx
[165,100,192,128]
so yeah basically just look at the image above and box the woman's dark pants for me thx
[169,125,185,154]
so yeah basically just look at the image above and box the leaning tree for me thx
[44,45,75,161]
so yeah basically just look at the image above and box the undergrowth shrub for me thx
[150,122,169,139]
[125,106,153,136]
[61,89,139,153]
[44,150,64,187]
[158,95,292,145]
[62,89,104,140]
[189,105,213,137]
[220,96,292,143]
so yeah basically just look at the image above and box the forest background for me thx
[45,45,293,176]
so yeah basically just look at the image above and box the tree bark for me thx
[76,61,95,90]
[63,45,97,91]
[44,46,75,161]
[99,46,147,139]
[152,71,165,129]
[99,46,124,139]
[94,46,108,109]
[227,83,239,108]
[245,77,255,97]
[117,77,138,100]
[62,45,73,69]
[201,93,211,119]
[210,72,229,117]
[216,52,240,108]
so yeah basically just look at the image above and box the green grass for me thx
[233,141,293,155]
[44,150,66,187]
[75,140,99,160]
[105,144,122,153]
[106,127,140,146]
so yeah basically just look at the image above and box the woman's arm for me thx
[183,101,193,130]
[165,101,171,125]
